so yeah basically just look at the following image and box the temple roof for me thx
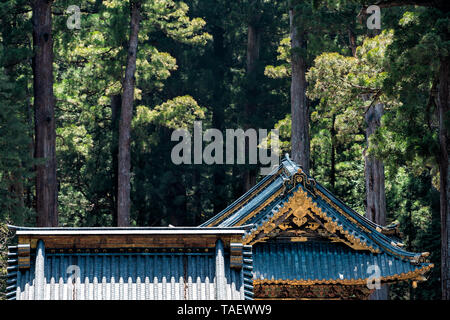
[5,156,434,300]
[6,226,253,300]
[200,155,433,284]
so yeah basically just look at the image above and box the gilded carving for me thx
[253,263,434,286]
[278,223,290,230]
[282,168,317,197]
[324,222,337,234]
[254,283,374,300]
[217,164,430,264]
[292,216,307,227]
[306,222,320,231]
[290,237,308,242]
[244,187,380,254]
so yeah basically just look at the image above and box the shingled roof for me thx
[201,155,433,286]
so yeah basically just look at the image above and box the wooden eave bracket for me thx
[230,242,244,269]
[17,243,31,270]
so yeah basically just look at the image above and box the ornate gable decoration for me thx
[243,184,379,253]
[281,167,317,197]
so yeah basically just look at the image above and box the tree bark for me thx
[246,22,260,75]
[111,94,121,226]
[438,56,449,300]
[32,0,58,227]
[289,8,310,173]
[348,28,357,57]
[117,1,140,227]
[364,103,387,226]
[365,102,388,300]
[211,25,228,214]
[244,17,261,191]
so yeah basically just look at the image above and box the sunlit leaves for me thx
[134,95,206,130]
[56,125,93,158]
[307,31,396,139]
[264,37,291,79]
[259,114,291,155]
[142,0,211,45]
[265,65,290,79]
[136,46,177,89]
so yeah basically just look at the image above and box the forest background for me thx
[0,0,448,300]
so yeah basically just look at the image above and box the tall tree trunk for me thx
[244,17,261,191]
[111,94,121,226]
[356,0,448,300]
[32,0,57,227]
[246,21,260,75]
[190,167,201,226]
[211,25,227,214]
[438,56,449,300]
[117,1,140,227]
[365,102,388,300]
[364,103,386,226]
[348,28,357,57]
[289,8,310,173]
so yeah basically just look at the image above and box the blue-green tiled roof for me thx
[253,242,432,284]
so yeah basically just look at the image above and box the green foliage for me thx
[307,31,396,131]
[0,67,34,226]
[265,37,291,79]
[51,0,211,226]
[386,168,441,299]
[135,95,206,129]
[0,0,445,300]
[305,6,445,299]
[371,8,449,172]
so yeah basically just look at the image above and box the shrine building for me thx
[6,155,432,300]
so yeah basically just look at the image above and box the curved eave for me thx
[253,264,434,286]
[203,158,298,228]
[242,184,382,253]
[281,157,421,260]
[312,183,424,260]
[253,264,433,286]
